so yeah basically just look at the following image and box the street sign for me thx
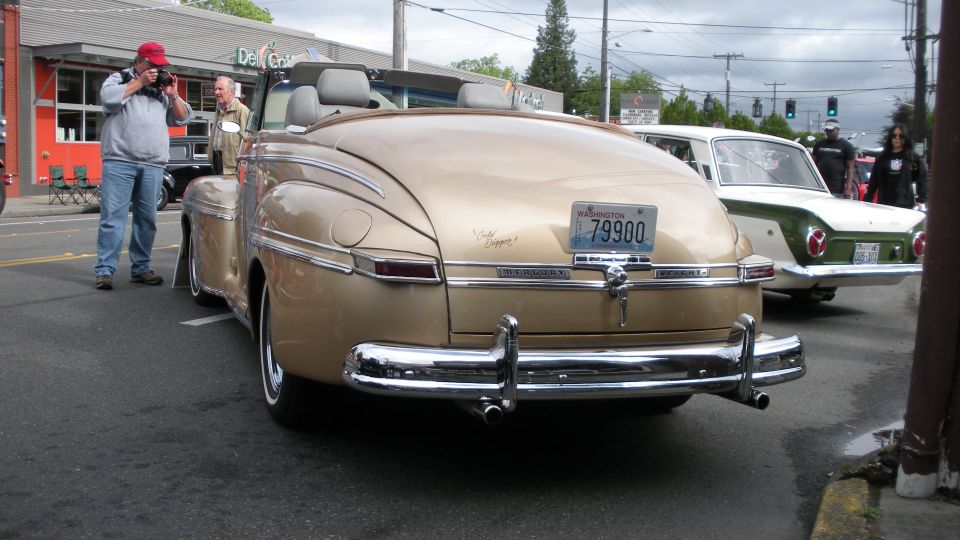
[619,93,661,125]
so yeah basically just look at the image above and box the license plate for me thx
[569,202,657,253]
[853,242,880,264]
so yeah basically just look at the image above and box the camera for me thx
[153,69,174,88]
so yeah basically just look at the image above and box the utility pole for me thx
[912,0,927,153]
[600,0,609,123]
[801,109,817,133]
[392,0,408,108]
[764,81,786,115]
[714,52,744,113]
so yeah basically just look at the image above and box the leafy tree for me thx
[184,0,272,23]
[727,111,757,132]
[567,67,659,118]
[758,112,793,139]
[451,54,519,82]
[525,0,578,112]
[700,98,728,128]
[660,88,700,126]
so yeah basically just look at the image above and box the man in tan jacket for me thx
[209,76,250,175]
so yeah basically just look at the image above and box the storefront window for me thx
[186,80,202,110]
[57,67,111,142]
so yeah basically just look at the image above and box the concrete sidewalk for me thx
[1,194,102,218]
[3,192,960,539]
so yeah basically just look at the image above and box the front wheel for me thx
[156,184,169,212]
[259,285,312,427]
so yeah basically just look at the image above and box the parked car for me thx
[159,136,213,211]
[624,125,926,302]
[852,155,876,202]
[176,61,805,427]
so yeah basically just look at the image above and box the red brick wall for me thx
[4,4,20,196]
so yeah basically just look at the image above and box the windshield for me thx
[713,138,823,189]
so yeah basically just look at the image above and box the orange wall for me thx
[34,61,188,184]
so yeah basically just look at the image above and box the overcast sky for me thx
[254,0,941,144]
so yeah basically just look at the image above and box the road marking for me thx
[0,243,179,268]
[180,313,235,326]
[0,213,180,227]
[0,228,85,238]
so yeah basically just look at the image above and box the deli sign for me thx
[234,40,295,69]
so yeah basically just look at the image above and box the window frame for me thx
[55,67,112,143]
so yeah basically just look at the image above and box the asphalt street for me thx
[0,211,920,538]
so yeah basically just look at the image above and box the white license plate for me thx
[569,202,657,253]
[853,242,880,265]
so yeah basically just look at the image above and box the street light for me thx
[600,24,652,123]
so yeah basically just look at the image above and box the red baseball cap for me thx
[137,42,170,66]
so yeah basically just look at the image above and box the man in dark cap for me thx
[811,119,856,198]
[94,42,193,290]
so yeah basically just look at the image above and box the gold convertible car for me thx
[175,60,805,427]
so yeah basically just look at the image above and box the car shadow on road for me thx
[761,291,866,322]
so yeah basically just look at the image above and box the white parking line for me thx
[180,313,235,326]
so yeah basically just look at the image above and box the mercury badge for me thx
[496,267,571,279]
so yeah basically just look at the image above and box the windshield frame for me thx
[711,136,827,192]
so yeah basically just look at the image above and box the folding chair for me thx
[73,165,100,204]
[47,165,77,205]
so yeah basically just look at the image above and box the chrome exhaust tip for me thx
[456,400,505,425]
[720,389,770,410]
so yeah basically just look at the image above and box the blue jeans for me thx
[94,160,162,277]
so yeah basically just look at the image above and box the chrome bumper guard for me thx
[781,263,922,280]
[343,314,805,411]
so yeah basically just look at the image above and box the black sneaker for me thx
[95,275,113,290]
[130,271,163,285]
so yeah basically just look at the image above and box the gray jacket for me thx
[100,67,193,166]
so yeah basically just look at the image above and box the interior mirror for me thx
[218,121,241,134]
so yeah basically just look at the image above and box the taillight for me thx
[806,228,827,258]
[740,264,775,282]
[352,252,441,283]
[0,173,12,185]
[913,231,926,257]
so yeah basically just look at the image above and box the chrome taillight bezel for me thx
[912,231,926,257]
[351,250,442,284]
[806,228,827,258]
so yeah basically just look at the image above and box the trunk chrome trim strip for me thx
[446,277,740,289]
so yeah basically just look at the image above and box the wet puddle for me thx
[843,420,904,456]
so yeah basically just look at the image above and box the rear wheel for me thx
[259,285,312,427]
[188,235,222,306]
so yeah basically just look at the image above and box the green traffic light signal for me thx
[827,96,838,117]
[785,99,796,119]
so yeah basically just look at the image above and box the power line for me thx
[614,49,913,63]
[419,5,903,33]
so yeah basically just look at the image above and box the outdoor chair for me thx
[72,165,100,204]
[47,165,77,205]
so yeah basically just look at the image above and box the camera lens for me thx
[154,69,174,87]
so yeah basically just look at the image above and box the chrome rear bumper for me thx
[343,314,805,411]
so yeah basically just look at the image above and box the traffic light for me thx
[827,96,838,117]
[785,99,796,119]
[703,93,714,114]
[0,116,6,145]
[752,98,762,118]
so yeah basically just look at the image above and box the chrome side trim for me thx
[182,200,236,221]
[781,263,923,280]
[343,313,805,401]
[253,154,385,198]
[446,277,740,289]
[250,234,353,274]
[445,260,738,270]
[256,226,351,255]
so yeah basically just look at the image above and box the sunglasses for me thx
[892,133,904,139]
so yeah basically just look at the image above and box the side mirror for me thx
[217,121,247,140]
[806,135,816,142]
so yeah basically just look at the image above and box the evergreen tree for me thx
[660,88,700,126]
[567,68,659,118]
[525,0,578,112]
[184,0,272,23]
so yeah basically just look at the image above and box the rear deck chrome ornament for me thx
[496,267,571,279]
[655,268,711,279]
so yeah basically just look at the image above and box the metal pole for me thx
[392,0,408,108]
[714,53,744,113]
[897,0,960,498]
[600,0,609,123]
[764,81,785,115]
[913,0,927,152]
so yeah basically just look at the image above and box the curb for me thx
[810,477,872,539]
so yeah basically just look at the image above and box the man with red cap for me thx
[94,41,193,290]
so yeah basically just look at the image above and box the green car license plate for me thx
[569,202,657,253]
[853,242,880,264]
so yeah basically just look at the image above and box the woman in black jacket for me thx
[865,123,927,208]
